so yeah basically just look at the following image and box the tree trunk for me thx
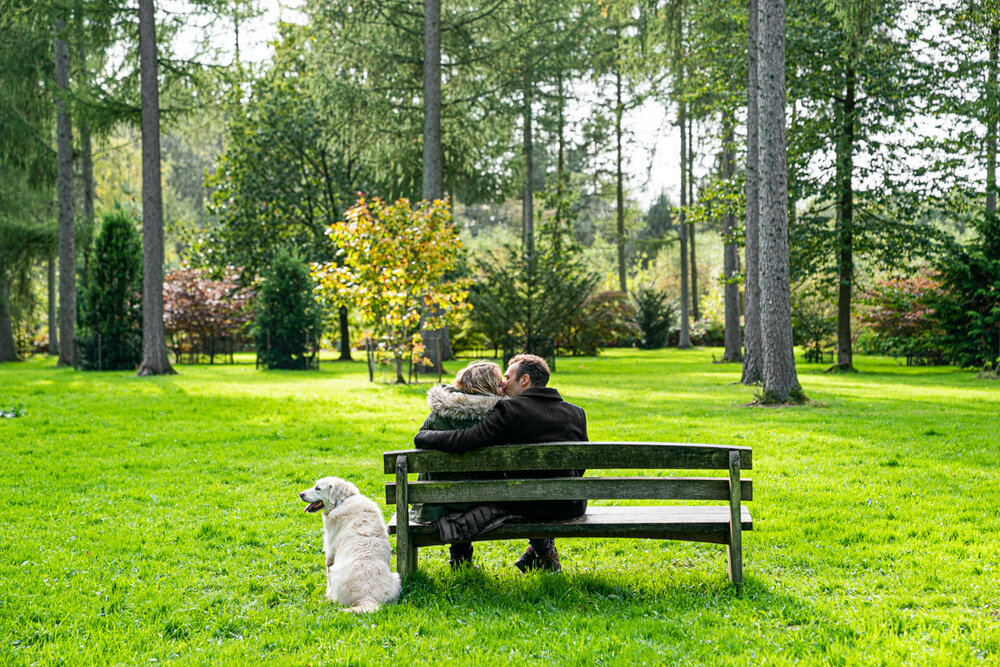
[756,0,801,403]
[741,0,762,385]
[55,19,76,368]
[523,70,534,267]
[555,72,566,252]
[615,58,627,294]
[79,120,95,287]
[48,254,58,355]
[394,353,405,384]
[423,0,442,200]
[136,0,175,376]
[722,115,742,362]
[338,304,352,361]
[0,274,16,362]
[986,23,999,254]
[834,64,856,371]
[419,0,450,373]
[689,115,699,321]
[678,97,691,349]
[76,22,96,293]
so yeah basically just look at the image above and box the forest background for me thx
[1,0,998,387]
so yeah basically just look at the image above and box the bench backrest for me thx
[384,442,751,505]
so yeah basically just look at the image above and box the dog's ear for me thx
[342,480,360,497]
[329,478,359,505]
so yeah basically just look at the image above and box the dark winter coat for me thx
[410,384,502,524]
[413,387,589,521]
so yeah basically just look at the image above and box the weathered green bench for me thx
[385,442,753,585]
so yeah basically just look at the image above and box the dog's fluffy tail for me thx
[342,572,401,614]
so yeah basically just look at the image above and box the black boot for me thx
[449,542,474,569]
[514,542,562,573]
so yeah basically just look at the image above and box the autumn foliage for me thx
[163,266,254,363]
[312,196,469,383]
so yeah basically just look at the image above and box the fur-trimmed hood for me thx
[426,384,502,421]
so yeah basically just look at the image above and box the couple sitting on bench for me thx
[412,354,585,573]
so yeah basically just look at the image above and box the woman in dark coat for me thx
[411,361,503,568]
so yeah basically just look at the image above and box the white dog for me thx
[300,477,401,613]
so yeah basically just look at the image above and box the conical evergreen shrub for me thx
[77,209,143,370]
[254,250,322,369]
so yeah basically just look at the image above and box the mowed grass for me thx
[1,349,998,665]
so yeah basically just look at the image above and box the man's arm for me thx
[413,404,511,453]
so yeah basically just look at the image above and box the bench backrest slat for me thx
[386,476,752,504]
[383,442,752,474]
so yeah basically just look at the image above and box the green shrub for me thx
[632,286,674,349]
[690,318,725,347]
[558,291,638,356]
[932,243,1000,370]
[254,250,322,370]
[791,286,837,361]
[77,210,143,370]
[467,239,596,364]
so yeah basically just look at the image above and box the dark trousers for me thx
[449,538,554,561]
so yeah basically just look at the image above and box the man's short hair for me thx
[508,354,550,388]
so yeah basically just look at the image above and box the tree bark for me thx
[0,274,16,362]
[76,21,96,293]
[418,0,451,373]
[987,22,999,253]
[79,120,95,286]
[689,115,699,321]
[834,64,856,371]
[338,304,352,361]
[615,59,627,294]
[523,70,534,268]
[678,96,691,349]
[741,0,762,385]
[137,0,175,376]
[423,0,442,200]
[555,73,566,251]
[722,115,742,362]
[55,19,76,368]
[48,254,58,355]
[757,0,801,402]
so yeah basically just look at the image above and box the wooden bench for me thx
[384,442,753,585]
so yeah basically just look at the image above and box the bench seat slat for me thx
[385,477,752,504]
[384,442,752,474]
[387,505,753,547]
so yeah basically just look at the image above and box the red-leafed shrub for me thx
[163,267,254,363]
[857,270,945,363]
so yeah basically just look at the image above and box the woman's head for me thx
[453,361,503,396]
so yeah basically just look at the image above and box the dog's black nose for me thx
[299,492,306,500]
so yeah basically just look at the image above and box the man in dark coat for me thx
[413,353,587,572]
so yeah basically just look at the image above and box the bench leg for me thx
[727,541,743,587]
[395,533,417,577]
[406,542,418,574]
[395,455,418,577]
[728,451,744,588]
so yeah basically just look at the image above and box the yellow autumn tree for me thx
[313,196,470,383]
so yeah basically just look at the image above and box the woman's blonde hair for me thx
[453,361,503,396]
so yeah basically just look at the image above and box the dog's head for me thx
[299,476,360,514]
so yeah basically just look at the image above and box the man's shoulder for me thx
[519,387,564,401]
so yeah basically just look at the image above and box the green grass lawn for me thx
[1,349,998,665]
